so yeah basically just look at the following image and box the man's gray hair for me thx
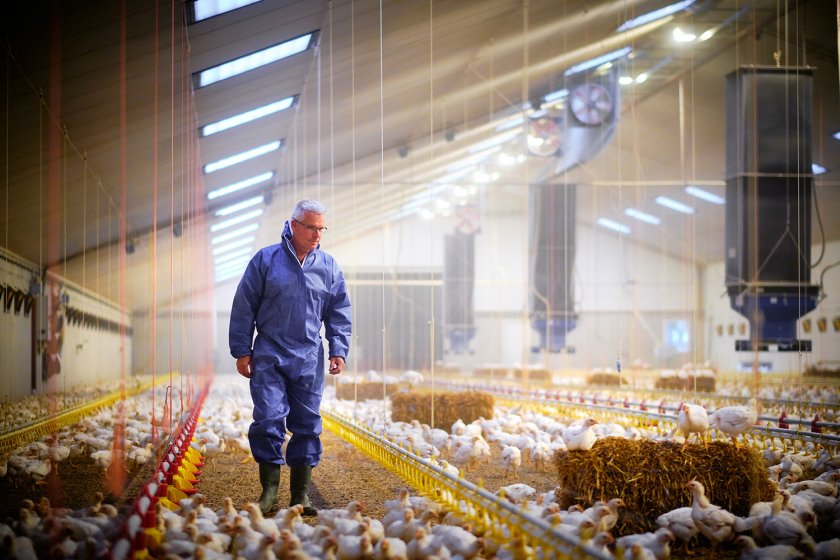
[292,199,327,220]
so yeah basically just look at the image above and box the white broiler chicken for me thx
[374,536,408,560]
[501,445,522,477]
[686,480,746,550]
[709,398,757,446]
[615,528,674,560]
[337,533,374,560]
[497,483,536,504]
[562,418,598,451]
[677,403,709,444]
[734,535,805,560]
[655,507,698,553]
[450,435,483,472]
[431,524,484,559]
[757,494,816,555]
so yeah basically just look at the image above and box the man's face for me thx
[290,211,325,252]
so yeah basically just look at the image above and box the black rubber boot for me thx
[257,463,281,516]
[289,465,317,516]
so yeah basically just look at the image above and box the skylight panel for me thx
[624,208,661,225]
[564,47,632,76]
[215,256,252,275]
[214,195,264,217]
[210,209,264,232]
[193,0,262,22]
[204,141,281,174]
[211,223,259,245]
[543,88,569,103]
[202,97,295,136]
[213,236,257,256]
[685,186,725,205]
[616,0,696,33]
[207,172,274,201]
[197,33,315,88]
[597,218,631,234]
[655,196,695,214]
[215,246,253,265]
[216,267,248,283]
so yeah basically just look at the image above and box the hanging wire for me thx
[378,0,387,403]
[428,0,435,427]
[151,0,160,445]
[351,0,359,417]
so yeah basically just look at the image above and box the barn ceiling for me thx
[1,0,837,309]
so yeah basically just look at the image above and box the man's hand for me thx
[236,355,252,378]
[328,356,345,376]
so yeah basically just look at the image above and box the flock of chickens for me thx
[0,374,838,559]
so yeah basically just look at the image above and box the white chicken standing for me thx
[501,445,522,477]
[686,480,747,551]
[677,403,709,445]
[562,418,598,451]
[709,398,757,446]
[655,506,698,553]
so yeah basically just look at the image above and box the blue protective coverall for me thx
[229,221,351,466]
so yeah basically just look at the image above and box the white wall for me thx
[702,239,840,374]
[334,207,701,370]
[0,251,37,400]
[56,274,133,391]
[0,249,133,401]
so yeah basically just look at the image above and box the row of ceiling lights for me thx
[195,0,710,281]
[196,0,836,281]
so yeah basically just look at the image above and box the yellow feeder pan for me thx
[173,474,197,494]
[167,484,189,503]
[143,526,163,550]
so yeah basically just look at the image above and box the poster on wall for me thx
[42,277,65,380]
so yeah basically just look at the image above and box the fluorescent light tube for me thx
[198,33,313,87]
[544,88,569,103]
[215,246,253,264]
[204,141,281,174]
[202,97,294,136]
[564,47,632,76]
[215,256,252,275]
[212,236,257,256]
[655,196,695,214]
[617,0,696,33]
[210,209,264,232]
[597,218,631,234]
[211,223,259,245]
[214,195,264,216]
[207,172,273,200]
[685,186,725,205]
[624,208,661,225]
[193,0,261,22]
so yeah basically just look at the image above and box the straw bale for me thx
[335,382,401,400]
[554,438,774,535]
[511,368,551,383]
[391,391,494,429]
[586,373,627,386]
[654,375,716,392]
[473,366,511,380]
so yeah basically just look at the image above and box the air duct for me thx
[443,232,475,354]
[530,183,576,352]
[724,66,818,351]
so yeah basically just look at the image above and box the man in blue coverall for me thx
[229,198,351,515]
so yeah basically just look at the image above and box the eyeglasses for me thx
[292,218,328,233]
